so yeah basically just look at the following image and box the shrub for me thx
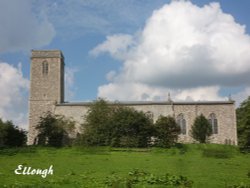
[237,96,250,149]
[36,112,75,147]
[79,99,154,147]
[110,107,154,147]
[0,118,26,148]
[79,98,114,146]
[154,115,180,147]
[191,114,212,143]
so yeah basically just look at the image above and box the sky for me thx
[0,0,250,129]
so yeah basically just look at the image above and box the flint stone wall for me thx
[54,101,237,145]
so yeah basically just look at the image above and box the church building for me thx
[28,50,238,145]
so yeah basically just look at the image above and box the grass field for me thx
[0,144,250,188]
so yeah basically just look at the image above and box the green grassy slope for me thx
[0,144,249,188]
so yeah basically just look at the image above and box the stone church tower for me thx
[28,50,64,145]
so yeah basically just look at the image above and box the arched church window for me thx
[177,113,186,135]
[208,113,218,134]
[42,61,49,75]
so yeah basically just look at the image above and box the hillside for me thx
[0,144,249,188]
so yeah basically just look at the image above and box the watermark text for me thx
[15,165,53,178]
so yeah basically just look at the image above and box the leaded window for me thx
[208,113,218,134]
[177,113,186,135]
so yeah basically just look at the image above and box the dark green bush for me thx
[80,99,154,147]
[154,116,180,148]
[36,112,75,147]
[237,96,250,149]
[0,118,26,148]
[191,114,212,143]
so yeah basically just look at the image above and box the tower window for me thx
[42,61,49,75]
[177,113,186,135]
[208,113,218,134]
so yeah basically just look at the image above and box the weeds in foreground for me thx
[105,169,193,188]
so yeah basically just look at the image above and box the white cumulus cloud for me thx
[98,82,225,102]
[0,63,77,128]
[0,0,55,53]
[90,34,135,61]
[0,62,29,129]
[93,1,250,103]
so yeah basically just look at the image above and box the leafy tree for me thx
[80,98,114,146]
[110,107,154,147]
[0,118,27,147]
[0,119,7,147]
[191,114,212,143]
[36,112,75,147]
[154,115,180,147]
[236,96,250,148]
[80,99,154,147]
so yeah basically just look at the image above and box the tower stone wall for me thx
[28,50,64,145]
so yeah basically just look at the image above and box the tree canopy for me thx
[36,112,75,147]
[109,106,154,147]
[236,96,250,148]
[80,98,114,146]
[80,99,154,147]
[154,115,180,148]
[0,118,26,148]
[191,114,212,143]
